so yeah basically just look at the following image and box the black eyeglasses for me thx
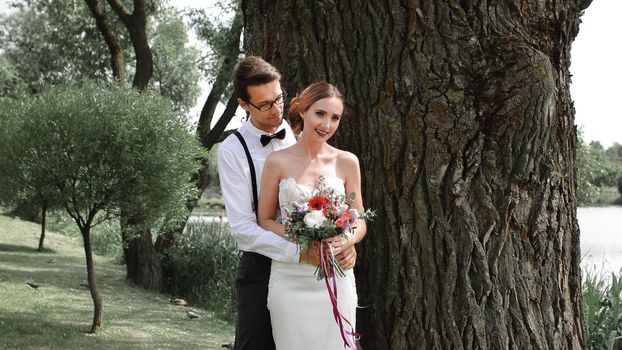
[246,92,287,112]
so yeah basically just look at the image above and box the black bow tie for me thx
[260,129,286,147]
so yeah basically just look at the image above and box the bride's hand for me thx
[322,236,356,270]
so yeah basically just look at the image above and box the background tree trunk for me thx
[80,227,103,333]
[106,0,153,90]
[83,0,125,83]
[243,0,591,348]
[37,205,46,252]
[197,9,243,148]
[121,214,162,290]
[87,0,158,289]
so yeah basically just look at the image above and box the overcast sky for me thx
[1,0,620,146]
[569,1,621,148]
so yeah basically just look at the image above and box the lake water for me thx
[579,206,622,274]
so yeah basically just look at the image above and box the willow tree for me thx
[243,1,591,349]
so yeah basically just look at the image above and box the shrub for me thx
[164,220,238,321]
[90,219,124,263]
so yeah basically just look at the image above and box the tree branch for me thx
[197,7,243,146]
[203,93,239,150]
[105,0,132,23]
[83,0,125,83]
[131,0,147,20]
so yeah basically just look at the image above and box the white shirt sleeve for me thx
[217,142,299,263]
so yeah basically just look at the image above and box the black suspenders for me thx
[233,131,259,220]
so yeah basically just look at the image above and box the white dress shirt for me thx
[217,119,299,263]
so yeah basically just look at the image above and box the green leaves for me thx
[577,133,622,206]
[583,268,622,350]
[149,7,201,113]
[1,0,200,114]
[0,81,204,231]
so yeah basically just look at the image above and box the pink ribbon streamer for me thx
[320,243,360,349]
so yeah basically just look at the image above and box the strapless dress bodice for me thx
[278,177,345,216]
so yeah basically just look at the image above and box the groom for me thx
[217,56,357,350]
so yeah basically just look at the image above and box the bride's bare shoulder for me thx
[335,149,359,166]
[265,146,297,167]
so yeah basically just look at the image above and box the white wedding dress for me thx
[268,177,358,350]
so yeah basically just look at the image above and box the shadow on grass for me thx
[0,312,162,349]
[0,248,91,291]
[0,243,45,254]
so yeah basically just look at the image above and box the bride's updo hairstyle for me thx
[288,82,343,134]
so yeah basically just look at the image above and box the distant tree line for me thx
[576,135,622,205]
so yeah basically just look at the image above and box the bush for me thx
[583,268,622,350]
[164,220,238,321]
[90,220,124,263]
[198,197,225,209]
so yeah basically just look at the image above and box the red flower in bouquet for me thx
[335,217,346,228]
[336,211,352,228]
[308,195,329,210]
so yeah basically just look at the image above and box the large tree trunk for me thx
[243,1,591,349]
[125,12,153,90]
[121,213,162,290]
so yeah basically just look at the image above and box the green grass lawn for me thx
[0,214,234,349]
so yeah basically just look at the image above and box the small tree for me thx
[7,82,202,333]
[0,97,58,251]
[0,98,22,205]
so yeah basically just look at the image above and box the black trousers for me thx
[234,251,276,350]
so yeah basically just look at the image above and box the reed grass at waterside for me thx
[583,267,622,350]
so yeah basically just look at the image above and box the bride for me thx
[257,82,368,349]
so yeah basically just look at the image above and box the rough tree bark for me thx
[243,0,591,349]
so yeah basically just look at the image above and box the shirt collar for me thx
[242,119,288,138]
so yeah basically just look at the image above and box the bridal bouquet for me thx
[280,175,374,279]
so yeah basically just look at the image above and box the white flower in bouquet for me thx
[303,210,326,228]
